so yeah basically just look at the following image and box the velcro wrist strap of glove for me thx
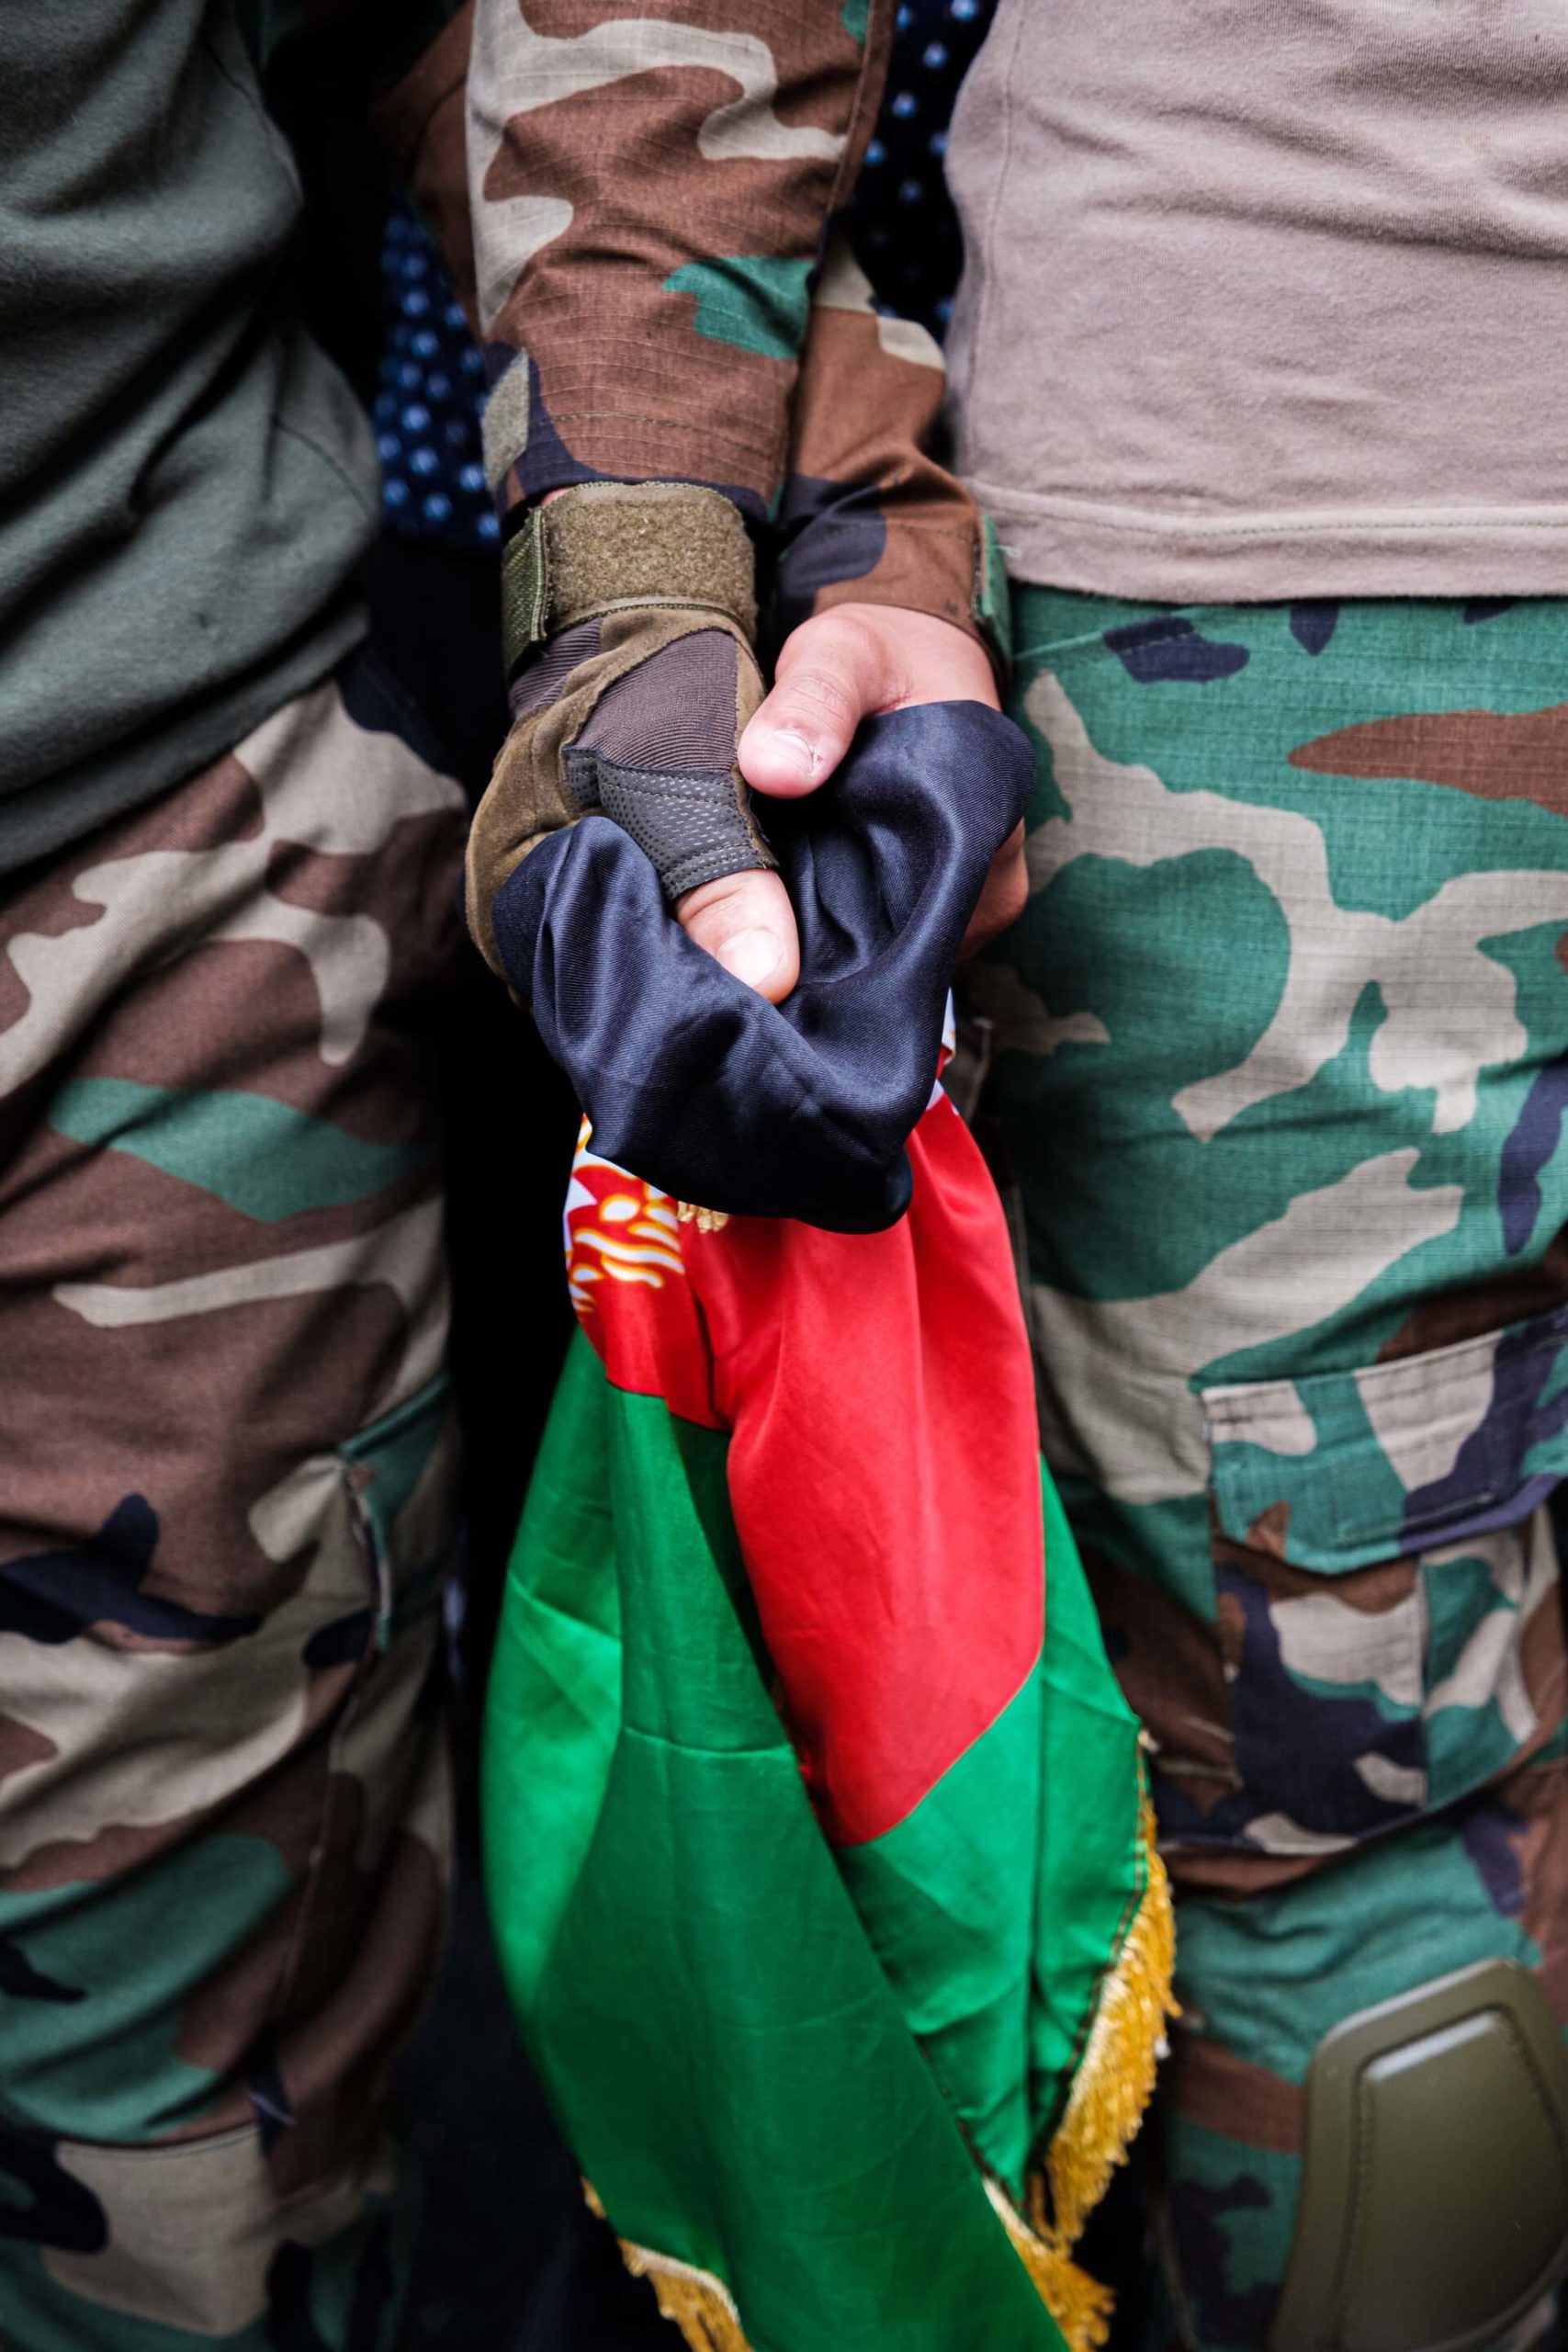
[502,481,757,680]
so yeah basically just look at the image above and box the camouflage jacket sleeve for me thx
[773,230,1010,678]
[467,0,892,521]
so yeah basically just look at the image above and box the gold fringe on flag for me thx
[987,2177,1116,2350]
[585,2187,750,2352]
[1000,1783,1180,2350]
[586,1789,1176,2352]
[623,2251,750,2352]
[1042,1785,1178,2260]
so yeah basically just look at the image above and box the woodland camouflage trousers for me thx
[0,649,466,2350]
[975,589,1568,2349]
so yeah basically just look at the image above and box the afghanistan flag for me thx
[483,1081,1173,2352]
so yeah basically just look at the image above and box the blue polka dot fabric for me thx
[375,204,498,550]
[846,0,997,341]
[372,0,997,546]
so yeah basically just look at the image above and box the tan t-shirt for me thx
[944,0,1568,599]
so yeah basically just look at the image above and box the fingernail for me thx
[763,726,817,781]
[716,928,783,990]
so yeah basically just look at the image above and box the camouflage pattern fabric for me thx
[455,0,1006,713]
[772,227,1007,668]
[466,0,891,518]
[973,588,1568,2347]
[0,650,466,2349]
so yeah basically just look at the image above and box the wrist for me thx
[501,481,757,683]
[774,508,1012,690]
[795,602,1000,712]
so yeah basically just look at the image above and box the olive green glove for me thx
[465,481,776,982]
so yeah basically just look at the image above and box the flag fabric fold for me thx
[483,1087,1173,2352]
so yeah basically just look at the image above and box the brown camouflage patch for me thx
[0,1714,55,1790]
[1517,1573,1568,1755]
[1512,1758,1568,2030]
[1375,1231,1568,1363]
[1220,1531,1420,1622]
[1166,2028,1306,2157]
[1081,1543,1238,1798]
[1238,1498,1292,1565]
[1290,702,1568,815]
[1164,1845,1328,1898]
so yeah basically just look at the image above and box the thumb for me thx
[675,866,801,1004]
[739,611,889,798]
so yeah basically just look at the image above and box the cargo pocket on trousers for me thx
[1200,1307,1568,1858]
[22,2119,395,2340]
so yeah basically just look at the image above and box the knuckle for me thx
[985,854,1030,938]
[782,607,882,684]
[777,665,859,732]
[998,864,1030,927]
[675,868,764,922]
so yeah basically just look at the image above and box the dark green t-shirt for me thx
[0,0,379,873]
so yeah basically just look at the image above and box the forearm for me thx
[773,231,1010,680]
[468,0,891,520]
